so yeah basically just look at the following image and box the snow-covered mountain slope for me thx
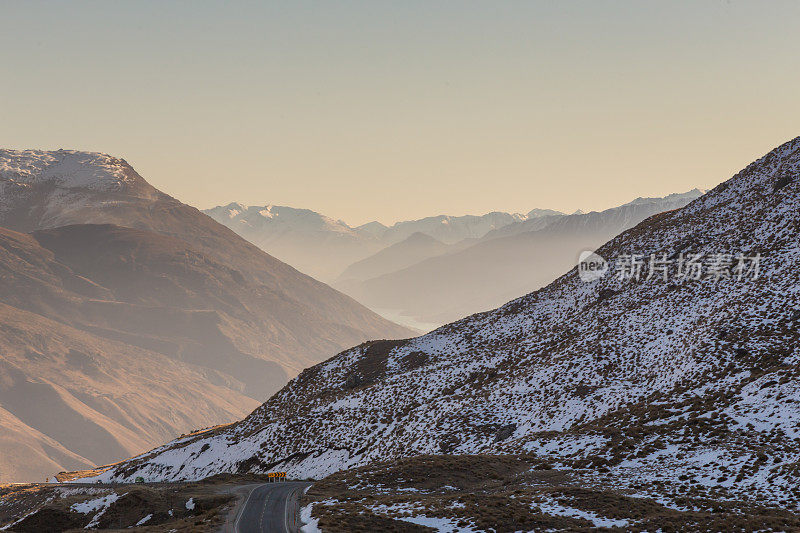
[526,207,564,218]
[206,202,355,235]
[0,150,159,231]
[625,188,706,206]
[340,190,704,327]
[92,138,799,508]
[0,150,140,192]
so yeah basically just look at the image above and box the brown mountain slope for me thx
[0,149,411,482]
[0,221,402,482]
[1,224,290,398]
[0,149,411,373]
[0,404,96,483]
[0,299,253,482]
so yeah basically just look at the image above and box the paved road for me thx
[232,481,312,533]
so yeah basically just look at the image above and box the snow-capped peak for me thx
[207,203,356,235]
[0,149,134,191]
[0,149,157,222]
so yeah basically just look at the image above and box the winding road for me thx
[231,481,312,533]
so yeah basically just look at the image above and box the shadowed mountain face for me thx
[0,236,256,482]
[337,232,451,284]
[93,138,800,514]
[0,150,411,482]
[26,224,291,399]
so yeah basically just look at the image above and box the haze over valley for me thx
[206,190,704,328]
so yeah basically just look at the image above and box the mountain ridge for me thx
[0,149,411,482]
[0,148,411,360]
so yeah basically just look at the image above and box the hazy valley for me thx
[206,190,703,328]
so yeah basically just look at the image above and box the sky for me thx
[2,1,799,226]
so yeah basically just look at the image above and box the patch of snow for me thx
[399,514,475,532]
[299,501,328,533]
[57,487,105,499]
[135,513,152,525]
[536,499,629,528]
[368,502,478,532]
[72,492,125,529]
[71,493,121,514]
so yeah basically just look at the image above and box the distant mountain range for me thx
[207,190,703,328]
[203,203,374,282]
[88,137,800,519]
[203,204,563,281]
[0,149,411,482]
[369,209,561,245]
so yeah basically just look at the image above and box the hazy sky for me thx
[2,1,799,225]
